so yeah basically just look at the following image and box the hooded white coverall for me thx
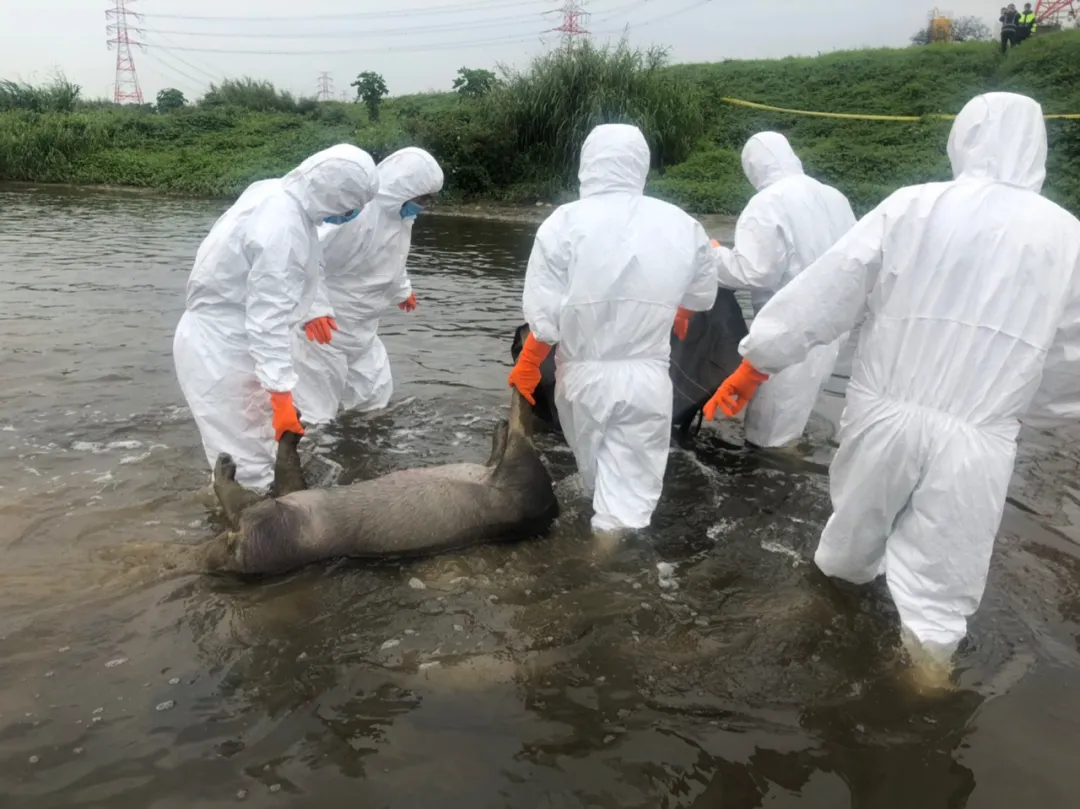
[173,144,378,490]
[714,133,857,447]
[735,93,1080,659]
[294,147,445,422]
[522,124,719,532]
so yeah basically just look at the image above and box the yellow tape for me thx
[720,96,1080,121]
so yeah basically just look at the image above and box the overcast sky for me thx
[2,0,1002,102]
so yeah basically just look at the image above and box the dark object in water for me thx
[510,288,749,440]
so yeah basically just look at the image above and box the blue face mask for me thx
[323,209,360,226]
[400,200,424,220]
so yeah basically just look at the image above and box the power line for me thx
[142,30,550,56]
[139,10,556,40]
[588,0,654,25]
[150,33,235,82]
[147,43,222,83]
[149,49,214,87]
[606,0,712,31]
[133,2,649,40]
[139,0,551,23]
[142,52,208,94]
[133,0,703,65]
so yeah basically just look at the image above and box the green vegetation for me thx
[200,77,316,114]
[403,41,705,200]
[452,67,497,100]
[351,71,389,122]
[656,31,1080,215]
[155,88,186,113]
[0,75,81,113]
[1,32,1078,215]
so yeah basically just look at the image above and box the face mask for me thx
[324,209,360,225]
[400,200,424,220]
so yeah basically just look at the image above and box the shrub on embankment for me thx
[1,32,1078,215]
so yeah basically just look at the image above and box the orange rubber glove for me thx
[269,391,305,441]
[304,316,338,344]
[507,332,551,405]
[673,306,693,341]
[398,293,417,312]
[703,359,770,420]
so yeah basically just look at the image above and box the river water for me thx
[1,186,1079,808]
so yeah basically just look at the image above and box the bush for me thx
[156,88,186,113]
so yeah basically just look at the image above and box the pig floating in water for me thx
[511,287,750,439]
[202,390,559,577]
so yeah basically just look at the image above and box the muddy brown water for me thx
[0,185,1079,808]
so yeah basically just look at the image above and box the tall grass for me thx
[0,75,81,113]
[489,40,706,181]
[399,40,708,197]
[0,112,113,181]
[200,77,318,114]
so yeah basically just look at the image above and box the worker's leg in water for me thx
[589,364,673,532]
[555,377,603,494]
[591,404,670,531]
[341,331,394,413]
[184,385,277,491]
[173,316,277,491]
[814,397,922,584]
[291,331,346,426]
[884,424,1016,665]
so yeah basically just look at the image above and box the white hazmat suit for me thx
[714,132,856,447]
[521,124,719,531]
[293,147,445,422]
[735,93,1080,661]
[173,144,378,490]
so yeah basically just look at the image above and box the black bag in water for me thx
[509,288,749,440]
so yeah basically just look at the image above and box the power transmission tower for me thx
[106,0,145,105]
[1035,0,1077,25]
[553,0,590,50]
[317,72,334,101]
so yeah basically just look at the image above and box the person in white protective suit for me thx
[713,132,856,447]
[704,92,1080,669]
[173,144,379,491]
[292,147,445,422]
[508,124,719,532]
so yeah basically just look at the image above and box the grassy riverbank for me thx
[2,32,1079,215]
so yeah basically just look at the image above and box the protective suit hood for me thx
[281,144,379,222]
[374,147,444,208]
[742,132,804,190]
[578,124,650,199]
[947,92,1046,192]
[294,148,446,420]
